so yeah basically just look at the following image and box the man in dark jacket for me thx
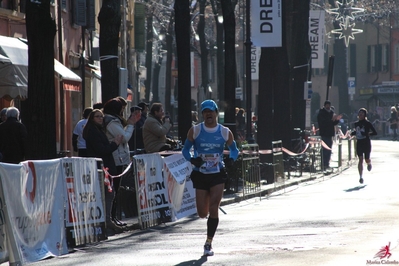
[0,107,28,163]
[317,100,342,170]
[129,102,148,151]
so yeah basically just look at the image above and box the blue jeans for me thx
[321,136,333,168]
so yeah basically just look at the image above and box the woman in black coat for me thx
[83,109,122,175]
[83,109,124,234]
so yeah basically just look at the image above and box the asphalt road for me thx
[11,139,399,266]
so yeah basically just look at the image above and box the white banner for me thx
[251,46,261,80]
[251,0,282,47]
[62,157,107,247]
[0,160,68,264]
[309,10,325,69]
[135,154,172,228]
[174,179,196,220]
[163,154,192,212]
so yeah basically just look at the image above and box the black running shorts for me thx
[190,169,228,191]
[356,139,371,159]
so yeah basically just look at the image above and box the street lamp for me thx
[245,0,254,143]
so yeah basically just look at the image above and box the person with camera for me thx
[182,99,239,256]
[143,103,175,153]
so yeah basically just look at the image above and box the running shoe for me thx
[367,164,372,171]
[359,177,364,184]
[203,244,214,256]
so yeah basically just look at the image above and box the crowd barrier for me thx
[240,144,261,199]
[0,154,194,265]
[0,140,355,265]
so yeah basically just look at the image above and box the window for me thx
[368,44,388,73]
[50,0,67,10]
[382,44,389,72]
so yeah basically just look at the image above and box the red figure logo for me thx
[25,161,37,203]
[374,242,392,259]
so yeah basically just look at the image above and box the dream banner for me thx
[309,10,325,68]
[62,157,107,247]
[0,160,68,265]
[251,0,282,47]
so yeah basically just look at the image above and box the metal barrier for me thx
[241,144,261,199]
[334,137,357,172]
[272,140,285,188]
[308,136,323,177]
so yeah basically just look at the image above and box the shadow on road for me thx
[174,256,208,266]
[343,185,367,192]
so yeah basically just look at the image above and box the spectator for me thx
[129,102,148,151]
[103,98,140,227]
[72,107,92,157]
[162,111,174,138]
[0,108,7,123]
[143,102,173,153]
[93,102,103,110]
[116,96,128,127]
[192,111,199,126]
[388,106,398,141]
[236,108,245,133]
[83,109,123,234]
[317,100,342,170]
[0,107,28,163]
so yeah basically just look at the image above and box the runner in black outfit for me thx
[350,108,377,184]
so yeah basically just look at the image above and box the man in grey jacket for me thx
[143,103,172,153]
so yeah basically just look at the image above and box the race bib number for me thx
[199,153,220,174]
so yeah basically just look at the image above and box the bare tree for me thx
[144,13,154,102]
[98,0,121,103]
[22,0,57,159]
[221,0,237,134]
[175,0,192,141]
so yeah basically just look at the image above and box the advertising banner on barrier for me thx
[174,179,196,220]
[0,160,68,264]
[62,157,107,247]
[163,154,194,216]
[134,154,172,228]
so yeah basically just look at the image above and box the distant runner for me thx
[350,108,377,184]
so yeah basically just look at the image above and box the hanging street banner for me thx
[251,0,282,47]
[309,10,325,69]
[251,46,261,80]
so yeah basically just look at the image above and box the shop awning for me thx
[54,59,81,91]
[356,94,399,106]
[0,35,82,99]
[0,35,28,99]
[375,94,399,106]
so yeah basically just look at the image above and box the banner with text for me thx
[134,154,172,229]
[251,46,261,80]
[251,0,282,47]
[309,10,325,69]
[0,160,68,265]
[62,157,107,247]
[162,154,196,221]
